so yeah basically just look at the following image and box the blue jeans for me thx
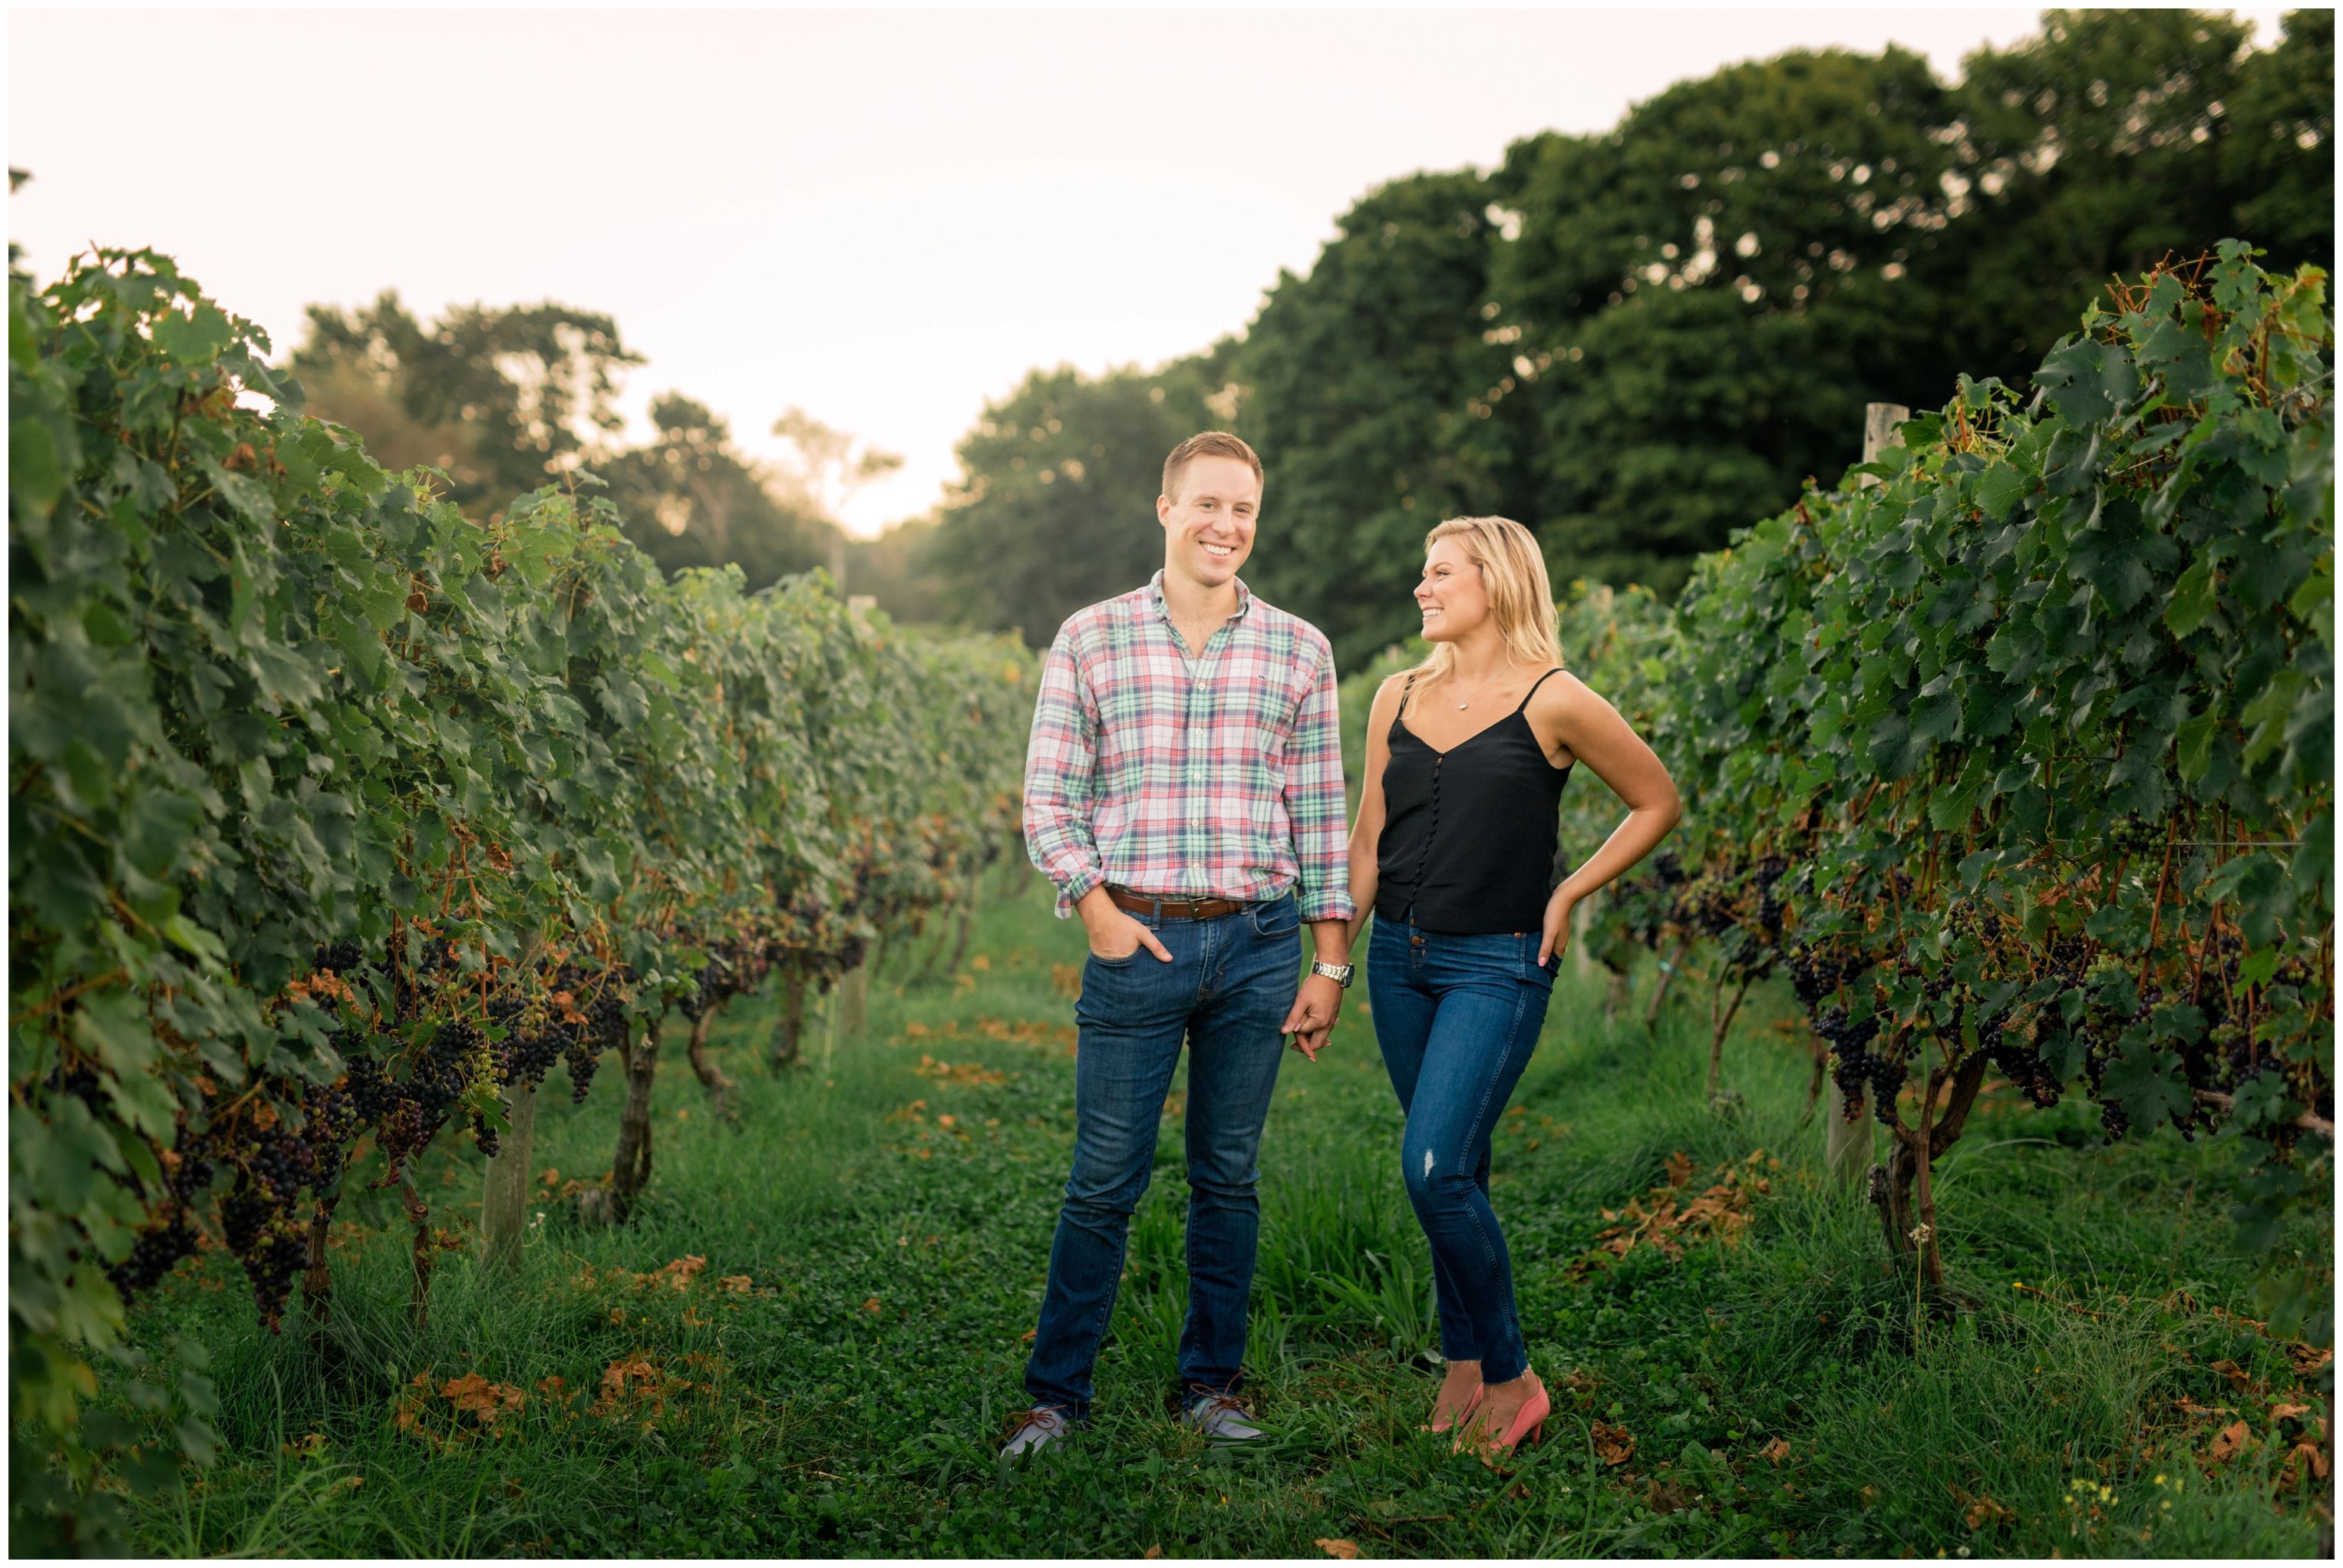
[1024,894,1302,1419]
[1365,916,1556,1384]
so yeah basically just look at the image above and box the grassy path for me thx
[127,880,2329,1556]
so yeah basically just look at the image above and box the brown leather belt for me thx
[1106,886,1247,921]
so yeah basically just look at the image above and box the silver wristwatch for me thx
[1311,959,1355,989]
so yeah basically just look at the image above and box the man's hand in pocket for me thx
[1082,904,1173,963]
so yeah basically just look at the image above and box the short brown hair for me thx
[1162,431,1262,502]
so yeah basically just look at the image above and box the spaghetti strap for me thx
[1512,667,1565,715]
[1395,672,1421,720]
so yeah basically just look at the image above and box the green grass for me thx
[113,876,2331,1556]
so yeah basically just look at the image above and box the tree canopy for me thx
[289,295,846,593]
[913,342,1241,646]
[909,9,2331,663]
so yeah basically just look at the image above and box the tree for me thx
[925,12,2331,646]
[917,342,1238,645]
[1490,45,1968,599]
[845,516,948,626]
[1232,170,1519,661]
[1945,8,2326,369]
[2221,10,2335,267]
[288,291,638,513]
[598,394,839,591]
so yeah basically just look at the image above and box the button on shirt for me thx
[1022,572,1355,923]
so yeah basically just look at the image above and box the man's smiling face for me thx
[1157,454,1260,589]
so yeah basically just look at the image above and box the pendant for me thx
[1457,701,1469,710]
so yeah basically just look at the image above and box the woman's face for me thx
[1414,536,1490,645]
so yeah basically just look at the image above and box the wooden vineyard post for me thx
[480,1081,540,1271]
[1826,401,1909,1183]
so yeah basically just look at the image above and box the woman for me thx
[1342,517,1681,1455]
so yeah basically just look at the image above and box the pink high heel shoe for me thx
[1464,1373,1549,1457]
[1425,1380,1484,1434]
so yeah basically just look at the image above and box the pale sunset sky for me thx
[7,5,2296,534]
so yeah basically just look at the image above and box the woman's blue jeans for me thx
[1023,895,1302,1420]
[1365,916,1556,1384]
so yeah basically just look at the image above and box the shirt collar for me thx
[1147,569,1253,628]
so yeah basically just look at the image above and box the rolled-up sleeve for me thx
[1282,639,1355,923]
[1022,626,1105,918]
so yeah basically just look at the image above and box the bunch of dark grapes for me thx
[311,939,364,975]
[1867,1048,1907,1112]
[205,1109,329,1328]
[555,982,632,1104]
[109,1207,200,1298]
[509,1024,565,1091]
[559,1028,601,1103]
[1790,945,1843,1006]
[2077,1026,2130,1144]
[1979,1009,2061,1108]
[412,1019,479,1124]
[107,1122,218,1300]
[1815,1008,1885,1121]
[302,1080,358,1191]
[346,1052,396,1122]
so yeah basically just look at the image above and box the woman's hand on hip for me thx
[1536,889,1576,969]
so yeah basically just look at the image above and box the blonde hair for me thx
[1162,431,1262,502]
[1407,516,1563,685]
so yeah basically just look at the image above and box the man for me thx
[1004,431,1355,1457]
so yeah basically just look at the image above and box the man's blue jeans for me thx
[1365,916,1556,1384]
[1024,895,1302,1420]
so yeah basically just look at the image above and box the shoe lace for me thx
[1002,1405,1064,1439]
[1185,1386,1249,1422]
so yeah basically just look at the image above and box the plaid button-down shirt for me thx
[1023,572,1355,923]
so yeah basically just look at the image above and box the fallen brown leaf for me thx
[1761,1437,1790,1466]
[2208,1420,2251,1464]
[1315,1540,1360,1560]
[1592,1420,1636,1466]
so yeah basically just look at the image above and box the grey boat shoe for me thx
[999,1405,1074,1460]
[1180,1391,1263,1444]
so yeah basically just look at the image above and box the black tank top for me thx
[1375,668,1573,933]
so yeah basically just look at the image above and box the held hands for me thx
[1282,973,1343,1061]
[1536,889,1577,969]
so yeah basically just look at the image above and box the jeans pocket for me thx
[1087,946,1141,967]
[1520,933,1559,988]
[1249,896,1300,940]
